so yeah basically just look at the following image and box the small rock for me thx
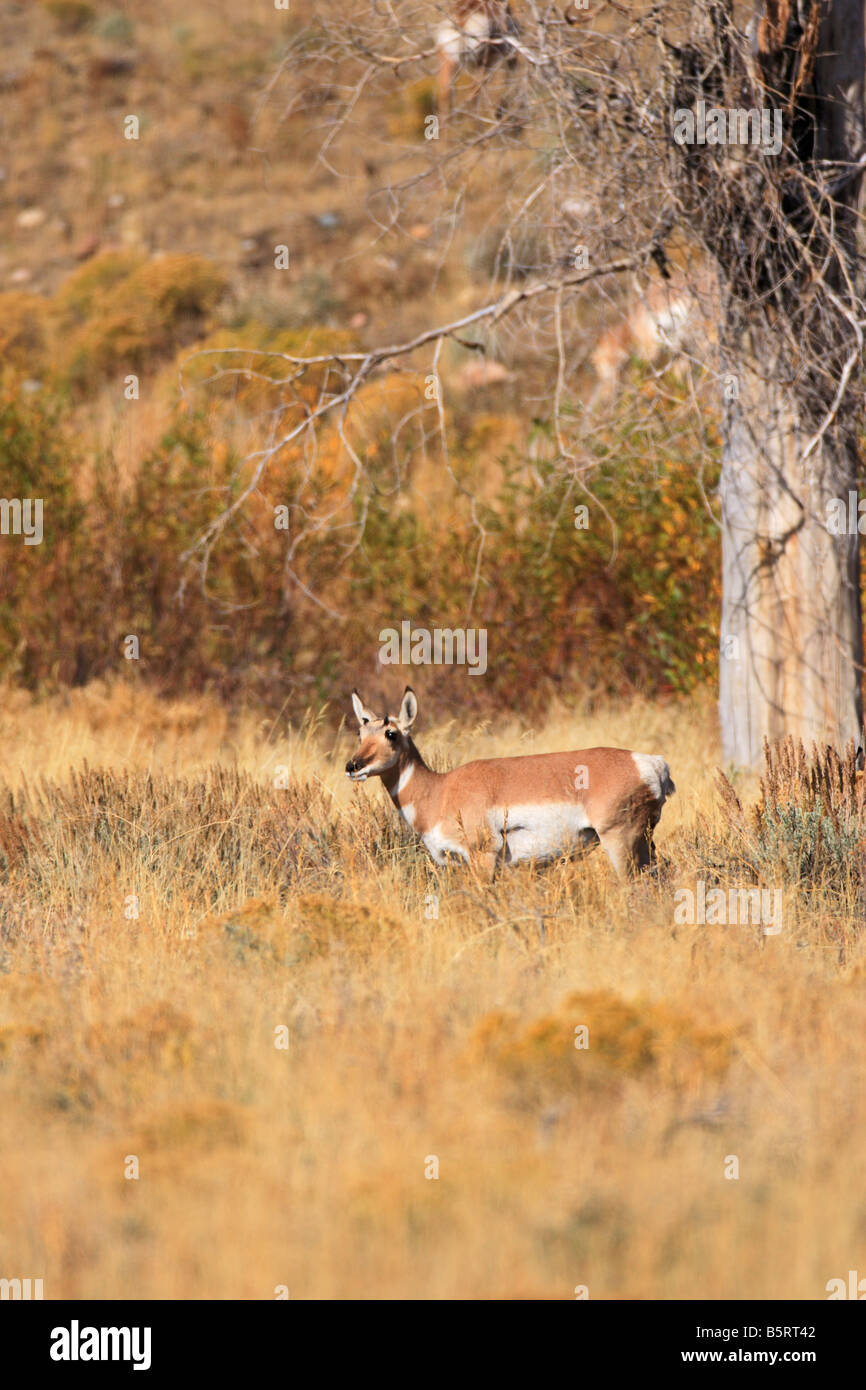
[238,233,272,268]
[314,212,340,230]
[16,208,46,229]
[21,380,43,395]
[8,267,32,284]
[349,312,368,330]
[561,197,596,225]
[106,192,126,209]
[220,102,249,153]
[75,235,101,261]
[457,359,515,391]
[409,223,431,240]
[88,54,138,82]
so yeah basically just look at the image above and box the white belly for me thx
[486,802,594,863]
[422,824,471,866]
[420,802,595,867]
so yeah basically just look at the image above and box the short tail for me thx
[633,752,675,805]
[659,761,675,801]
[653,756,675,802]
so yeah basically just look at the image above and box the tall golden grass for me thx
[1,683,863,1299]
[3,2,863,1301]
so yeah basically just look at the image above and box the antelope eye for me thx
[385,728,397,742]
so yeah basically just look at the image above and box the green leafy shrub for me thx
[0,362,723,713]
[54,251,145,321]
[0,293,52,375]
[42,1,95,34]
[0,380,88,686]
[55,253,228,393]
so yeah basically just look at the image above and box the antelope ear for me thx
[351,690,377,726]
[397,686,418,731]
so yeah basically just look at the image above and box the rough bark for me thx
[716,0,866,766]
[719,350,863,766]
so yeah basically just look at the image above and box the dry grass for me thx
[0,683,863,1299]
[3,0,859,1306]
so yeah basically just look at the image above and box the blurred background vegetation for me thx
[0,1,722,718]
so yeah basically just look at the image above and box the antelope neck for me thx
[381,741,438,808]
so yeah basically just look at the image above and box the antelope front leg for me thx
[635,832,657,871]
[437,53,456,121]
[469,849,500,883]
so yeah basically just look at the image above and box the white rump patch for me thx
[436,14,493,59]
[632,753,675,802]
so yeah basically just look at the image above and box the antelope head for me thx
[345,687,418,782]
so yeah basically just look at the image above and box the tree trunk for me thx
[719,354,863,767]
[718,0,866,767]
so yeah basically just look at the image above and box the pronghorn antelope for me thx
[346,687,674,878]
[589,266,719,406]
[435,1,519,118]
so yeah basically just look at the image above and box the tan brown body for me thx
[347,689,674,878]
[590,266,719,405]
